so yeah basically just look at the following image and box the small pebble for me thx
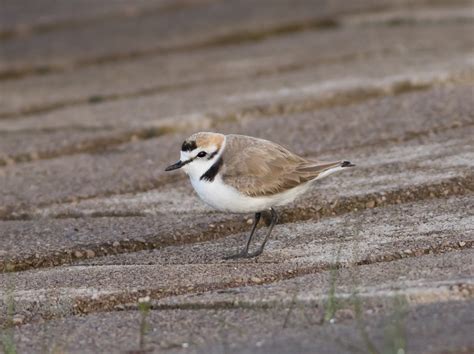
[138,296,150,303]
[250,277,263,284]
[12,314,25,325]
[459,241,466,247]
[85,250,95,258]
[365,200,376,208]
[73,250,83,258]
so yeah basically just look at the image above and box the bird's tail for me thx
[316,160,355,180]
[340,160,355,168]
[298,160,355,181]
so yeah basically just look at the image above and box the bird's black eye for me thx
[197,151,207,158]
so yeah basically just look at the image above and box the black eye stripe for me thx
[207,151,218,160]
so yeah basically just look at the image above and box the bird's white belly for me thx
[189,175,310,213]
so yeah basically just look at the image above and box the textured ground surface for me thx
[1,1,473,353]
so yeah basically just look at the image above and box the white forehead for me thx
[180,150,192,160]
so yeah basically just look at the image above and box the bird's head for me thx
[165,132,225,179]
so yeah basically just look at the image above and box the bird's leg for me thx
[242,212,261,254]
[247,208,278,258]
[224,212,261,259]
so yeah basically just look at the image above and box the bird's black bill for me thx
[165,158,193,171]
[165,160,185,171]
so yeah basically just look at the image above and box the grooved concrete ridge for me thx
[0,1,473,353]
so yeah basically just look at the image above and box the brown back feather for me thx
[221,135,341,197]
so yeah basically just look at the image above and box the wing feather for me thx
[221,135,341,197]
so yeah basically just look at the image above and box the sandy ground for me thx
[1,0,473,353]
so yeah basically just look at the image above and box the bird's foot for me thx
[223,248,263,260]
[223,250,249,260]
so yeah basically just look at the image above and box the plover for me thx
[165,132,354,259]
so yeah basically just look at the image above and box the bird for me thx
[165,132,354,259]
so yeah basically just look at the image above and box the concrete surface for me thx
[0,1,473,353]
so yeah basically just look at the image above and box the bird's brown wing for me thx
[221,135,341,197]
